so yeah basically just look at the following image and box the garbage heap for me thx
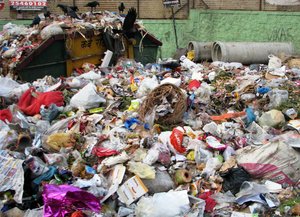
[0,10,148,78]
[0,53,300,217]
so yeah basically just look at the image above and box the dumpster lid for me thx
[136,24,162,46]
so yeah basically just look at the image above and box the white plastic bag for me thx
[136,190,190,217]
[40,24,64,40]
[70,82,106,109]
[0,77,29,98]
[78,71,102,80]
[136,76,159,97]
[268,54,282,70]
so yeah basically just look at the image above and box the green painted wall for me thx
[2,10,300,60]
[142,10,300,59]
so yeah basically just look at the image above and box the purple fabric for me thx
[43,184,101,217]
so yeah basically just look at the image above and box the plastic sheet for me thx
[135,190,190,217]
[42,184,101,217]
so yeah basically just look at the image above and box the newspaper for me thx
[0,150,24,203]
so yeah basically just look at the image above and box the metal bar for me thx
[171,7,179,49]
[23,61,66,69]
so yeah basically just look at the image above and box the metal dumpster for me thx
[16,35,67,82]
[16,28,162,82]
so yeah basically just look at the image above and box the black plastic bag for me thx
[221,167,251,195]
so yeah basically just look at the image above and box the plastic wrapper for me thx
[92,147,119,158]
[170,127,186,153]
[136,77,159,98]
[195,82,211,104]
[143,146,160,165]
[100,152,130,167]
[70,82,106,109]
[235,182,270,205]
[267,89,288,108]
[73,174,105,188]
[44,153,68,168]
[42,184,101,217]
[127,161,156,179]
[194,143,213,165]
[135,190,190,217]
[206,136,227,150]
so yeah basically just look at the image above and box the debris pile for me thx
[0,16,300,217]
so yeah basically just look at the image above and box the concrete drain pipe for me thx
[187,41,213,62]
[211,41,294,64]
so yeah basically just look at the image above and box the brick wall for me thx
[1,0,300,20]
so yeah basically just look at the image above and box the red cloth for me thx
[198,191,217,213]
[18,87,64,116]
[0,109,13,123]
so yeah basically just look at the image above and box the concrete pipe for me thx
[211,41,294,64]
[187,41,213,62]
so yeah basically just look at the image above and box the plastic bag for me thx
[0,77,29,98]
[40,23,63,40]
[170,127,186,153]
[136,76,159,97]
[202,157,222,178]
[78,70,101,80]
[194,141,213,165]
[268,55,282,70]
[70,82,106,109]
[142,170,174,194]
[0,109,13,123]
[236,141,300,185]
[220,167,252,195]
[267,89,288,108]
[160,77,182,87]
[135,190,190,217]
[258,109,285,128]
[195,82,211,104]
[127,161,156,179]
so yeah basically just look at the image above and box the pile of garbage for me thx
[0,50,300,217]
[0,9,144,77]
